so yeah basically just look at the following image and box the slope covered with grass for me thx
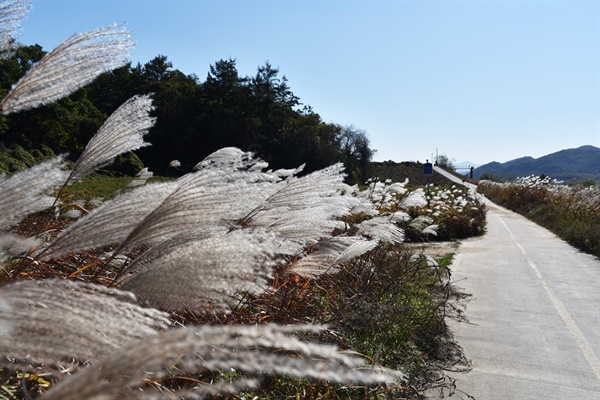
[0,2,484,398]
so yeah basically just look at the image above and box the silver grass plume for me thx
[39,180,178,260]
[0,232,41,263]
[337,183,378,216]
[250,163,347,213]
[66,94,154,183]
[113,154,279,253]
[272,163,306,178]
[127,166,154,187]
[40,324,400,400]
[193,146,305,180]
[113,231,213,279]
[0,23,134,114]
[193,146,256,171]
[391,210,411,223]
[41,149,283,261]
[115,161,362,312]
[356,216,405,244]
[246,163,354,255]
[114,169,248,251]
[409,215,438,236]
[0,0,30,57]
[422,224,439,236]
[0,156,69,229]
[399,189,427,208]
[289,236,378,279]
[194,146,294,183]
[119,229,279,313]
[0,279,170,371]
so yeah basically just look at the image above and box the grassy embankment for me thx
[1,165,484,399]
[1,5,484,397]
[478,176,600,258]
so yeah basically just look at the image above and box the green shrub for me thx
[0,143,56,174]
[0,152,27,173]
[11,144,36,167]
[105,151,145,176]
[60,173,136,202]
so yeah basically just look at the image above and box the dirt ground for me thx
[405,241,460,258]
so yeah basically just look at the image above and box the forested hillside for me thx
[0,46,373,183]
[474,145,600,183]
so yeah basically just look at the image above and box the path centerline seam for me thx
[495,212,600,381]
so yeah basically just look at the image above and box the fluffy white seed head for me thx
[0,156,69,229]
[0,0,30,58]
[39,324,401,400]
[67,94,155,182]
[0,279,170,371]
[0,24,134,114]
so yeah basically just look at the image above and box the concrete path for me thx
[432,166,600,399]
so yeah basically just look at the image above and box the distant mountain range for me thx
[473,145,600,182]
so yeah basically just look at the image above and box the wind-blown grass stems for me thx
[65,94,154,184]
[0,279,171,370]
[0,142,461,397]
[362,178,487,241]
[0,23,133,114]
[0,157,68,231]
[0,0,30,58]
[38,324,399,400]
[0,3,473,398]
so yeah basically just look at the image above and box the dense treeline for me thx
[0,45,374,183]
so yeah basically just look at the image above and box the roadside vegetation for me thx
[363,178,486,242]
[2,163,484,399]
[478,175,600,258]
[0,2,484,399]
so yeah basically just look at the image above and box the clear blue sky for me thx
[16,0,600,165]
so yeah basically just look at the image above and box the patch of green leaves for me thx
[59,173,173,205]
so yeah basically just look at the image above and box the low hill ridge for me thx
[369,161,463,187]
[474,145,599,182]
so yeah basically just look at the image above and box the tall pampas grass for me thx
[0,0,29,57]
[288,236,379,279]
[38,324,400,400]
[39,180,178,260]
[118,229,279,312]
[245,163,353,256]
[0,156,68,229]
[66,94,154,183]
[0,23,133,114]
[0,4,407,397]
[0,279,170,371]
